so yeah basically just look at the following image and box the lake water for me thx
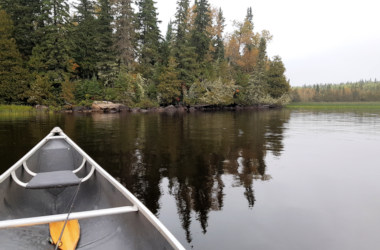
[1,109,380,249]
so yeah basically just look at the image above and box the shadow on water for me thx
[0,110,290,245]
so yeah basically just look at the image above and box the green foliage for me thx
[0,0,41,59]
[157,57,181,105]
[0,9,30,104]
[74,78,103,102]
[187,79,237,105]
[135,98,159,108]
[0,1,290,108]
[105,70,146,105]
[27,75,56,105]
[61,77,76,104]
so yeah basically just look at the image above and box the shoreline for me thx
[0,103,282,114]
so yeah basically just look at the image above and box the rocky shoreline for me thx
[35,101,281,113]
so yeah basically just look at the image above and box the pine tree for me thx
[114,0,136,69]
[0,9,30,103]
[136,0,161,80]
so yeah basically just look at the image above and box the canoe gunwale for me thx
[0,127,185,250]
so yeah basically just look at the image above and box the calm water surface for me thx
[1,109,380,249]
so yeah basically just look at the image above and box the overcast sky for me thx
[155,0,380,86]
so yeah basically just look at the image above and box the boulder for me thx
[35,105,49,110]
[91,101,123,113]
[164,105,176,112]
[177,106,187,112]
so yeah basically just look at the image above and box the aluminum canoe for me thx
[0,127,184,250]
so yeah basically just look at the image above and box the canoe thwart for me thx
[26,171,81,189]
[0,206,139,229]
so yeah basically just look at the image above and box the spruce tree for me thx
[191,0,211,62]
[0,9,30,103]
[136,0,161,80]
[95,0,117,86]
[161,21,174,67]
[157,57,181,105]
[266,56,290,98]
[71,0,98,79]
[114,0,136,69]
[173,0,198,88]
[0,0,41,59]
[28,0,73,104]
[174,0,189,47]
[212,8,225,61]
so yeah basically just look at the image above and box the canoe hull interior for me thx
[0,138,174,249]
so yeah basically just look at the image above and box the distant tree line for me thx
[0,0,290,108]
[291,80,380,102]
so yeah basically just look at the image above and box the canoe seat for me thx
[26,171,81,189]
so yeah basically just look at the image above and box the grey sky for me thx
[156,0,380,86]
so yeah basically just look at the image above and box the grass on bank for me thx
[0,105,35,113]
[286,102,380,109]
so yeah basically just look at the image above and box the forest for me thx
[0,0,290,109]
[291,80,380,102]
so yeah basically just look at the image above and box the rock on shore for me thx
[91,101,128,113]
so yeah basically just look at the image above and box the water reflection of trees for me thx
[77,110,290,243]
[1,110,289,244]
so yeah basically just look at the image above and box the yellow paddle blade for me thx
[49,220,80,250]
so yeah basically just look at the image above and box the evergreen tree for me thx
[157,57,181,105]
[257,37,267,69]
[173,0,198,89]
[28,0,73,103]
[242,7,255,51]
[114,0,136,69]
[0,9,30,103]
[191,0,211,62]
[95,0,117,86]
[246,7,253,27]
[0,0,41,59]
[212,8,225,61]
[161,21,174,67]
[266,56,290,98]
[71,0,98,79]
[136,0,161,80]
[174,0,189,47]
[251,36,267,90]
